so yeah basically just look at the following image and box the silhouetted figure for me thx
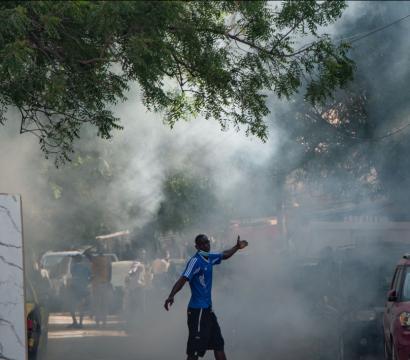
[85,249,112,327]
[68,255,90,328]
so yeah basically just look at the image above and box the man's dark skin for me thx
[164,235,248,360]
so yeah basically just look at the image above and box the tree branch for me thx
[78,57,109,65]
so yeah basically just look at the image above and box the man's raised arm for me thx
[222,236,248,260]
[164,276,188,311]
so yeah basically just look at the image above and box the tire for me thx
[28,314,40,360]
[28,343,38,360]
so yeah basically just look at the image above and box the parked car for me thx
[40,251,84,308]
[26,280,49,360]
[383,254,410,360]
[292,251,386,360]
[337,256,385,360]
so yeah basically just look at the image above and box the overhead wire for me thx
[195,15,410,151]
[347,13,410,44]
[308,13,410,143]
[177,13,410,155]
[334,13,410,44]
[294,13,410,52]
[347,13,410,142]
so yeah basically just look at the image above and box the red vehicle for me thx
[383,254,410,360]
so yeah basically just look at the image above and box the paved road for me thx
[46,312,276,360]
[47,313,185,360]
[46,313,383,360]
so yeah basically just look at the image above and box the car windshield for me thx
[42,255,65,268]
[339,261,386,308]
[402,267,410,301]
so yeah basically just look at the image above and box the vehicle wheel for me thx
[28,346,38,360]
[28,316,40,360]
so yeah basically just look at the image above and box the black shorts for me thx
[187,307,224,357]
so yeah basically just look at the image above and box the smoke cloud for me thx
[1,2,410,359]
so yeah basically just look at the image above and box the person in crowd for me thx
[123,260,146,330]
[152,250,170,275]
[164,234,248,360]
[121,243,135,260]
[151,250,172,309]
[137,248,153,289]
[85,248,112,327]
[68,254,91,329]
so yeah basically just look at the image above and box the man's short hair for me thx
[195,234,209,245]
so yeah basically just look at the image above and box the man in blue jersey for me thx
[164,234,248,360]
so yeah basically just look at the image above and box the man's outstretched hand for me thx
[164,277,188,311]
[236,235,248,249]
[164,296,174,311]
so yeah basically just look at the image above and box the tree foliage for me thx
[273,2,410,211]
[282,90,377,202]
[0,1,353,163]
[41,151,117,248]
[156,171,218,233]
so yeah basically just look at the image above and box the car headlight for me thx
[399,312,410,327]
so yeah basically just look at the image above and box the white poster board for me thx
[0,194,26,360]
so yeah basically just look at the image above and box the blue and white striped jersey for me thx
[182,252,223,308]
